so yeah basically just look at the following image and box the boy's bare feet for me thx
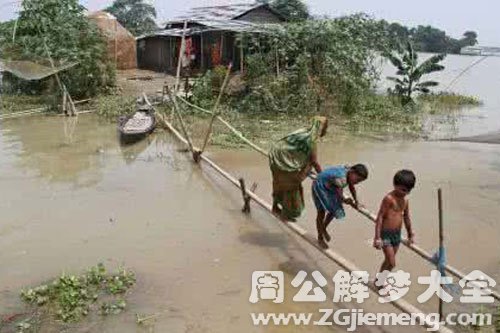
[318,237,329,249]
[323,228,331,242]
[272,205,281,216]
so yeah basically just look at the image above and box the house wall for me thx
[137,32,241,74]
[236,7,283,23]
[137,37,177,73]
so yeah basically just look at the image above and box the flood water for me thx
[0,54,500,333]
[380,53,500,138]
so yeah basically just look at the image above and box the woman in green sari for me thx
[269,116,328,221]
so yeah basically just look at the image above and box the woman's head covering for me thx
[269,116,328,173]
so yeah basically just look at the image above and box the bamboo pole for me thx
[200,63,232,153]
[174,21,188,93]
[177,96,269,157]
[157,114,453,333]
[40,34,77,116]
[438,188,444,321]
[156,89,195,157]
[275,46,280,77]
[239,178,251,213]
[240,34,244,72]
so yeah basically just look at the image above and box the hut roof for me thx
[170,3,269,22]
[138,19,281,40]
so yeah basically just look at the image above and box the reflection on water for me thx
[0,115,118,186]
[0,115,184,186]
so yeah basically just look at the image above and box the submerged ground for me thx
[0,54,499,332]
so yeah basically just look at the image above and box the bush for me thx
[0,0,115,98]
[93,95,136,120]
[191,15,386,116]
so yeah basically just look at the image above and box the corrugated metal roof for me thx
[170,2,263,23]
[137,20,280,40]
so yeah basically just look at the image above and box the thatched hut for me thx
[88,11,137,70]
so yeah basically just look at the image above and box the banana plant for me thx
[386,41,446,104]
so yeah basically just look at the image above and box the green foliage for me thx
[106,268,136,294]
[93,94,137,119]
[100,299,127,316]
[418,92,482,112]
[1,94,54,114]
[106,0,158,36]
[386,42,446,104]
[190,65,231,110]
[20,263,135,323]
[0,0,115,98]
[345,94,422,134]
[379,20,479,54]
[192,15,388,115]
[269,0,309,22]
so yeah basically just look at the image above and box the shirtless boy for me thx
[373,170,416,277]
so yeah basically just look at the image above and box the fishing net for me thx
[88,11,137,70]
[0,59,78,81]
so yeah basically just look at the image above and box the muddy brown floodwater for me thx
[1,112,499,333]
[1,55,500,332]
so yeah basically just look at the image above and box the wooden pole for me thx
[438,188,444,321]
[239,35,244,72]
[161,89,196,157]
[114,19,118,64]
[177,96,269,157]
[41,36,77,116]
[12,16,18,42]
[239,178,251,213]
[157,115,453,333]
[200,63,233,153]
[175,21,188,93]
[275,46,280,77]
[200,33,204,71]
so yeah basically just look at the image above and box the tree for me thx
[461,31,478,46]
[0,0,114,98]
[386,42,446,104]
[270,0,309,22]
[106,0,157,36]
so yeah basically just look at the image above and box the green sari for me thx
[269,116,327,219]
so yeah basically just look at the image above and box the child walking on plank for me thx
[373,170,416,282]
[312,164,369,249]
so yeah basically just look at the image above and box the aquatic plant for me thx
[418,92,482,112]
[20,263,135,323]
[93,95,136,120]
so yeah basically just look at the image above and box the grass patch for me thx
[91,95,136,120]
[0,94,53,115]
[8,263,136,332]
[418,92,482,113]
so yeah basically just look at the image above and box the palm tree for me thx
[106,0,157,36]
[386,42,446,104]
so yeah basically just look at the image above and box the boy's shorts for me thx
[381,229,402,248]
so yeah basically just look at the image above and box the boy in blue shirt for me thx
[312,164,369,249]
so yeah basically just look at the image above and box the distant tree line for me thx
[379,20,478,54]
[258,0,478,54]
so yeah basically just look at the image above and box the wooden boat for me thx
[118,105,156,144]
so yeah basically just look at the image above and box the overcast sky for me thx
[1,0,498,45]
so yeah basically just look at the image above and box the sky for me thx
[0,0,498,45]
